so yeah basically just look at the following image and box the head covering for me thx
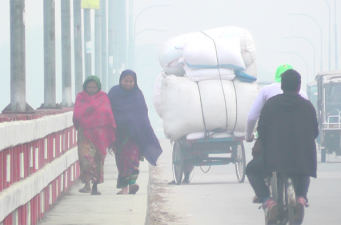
[275,64,293,82]
[108,70,162,166]
[73,90,116,156]
[83,75,102,91]
[119,69,137,85]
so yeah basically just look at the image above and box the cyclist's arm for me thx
[257,100,269,147]
[245,89,266,142]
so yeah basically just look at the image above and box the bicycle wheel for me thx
[235,142,246,183]
[270,172,278,202]
[286,178,296,225]
[276,175,286,225]
[172,141,183,185]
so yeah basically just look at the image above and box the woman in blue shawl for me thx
[108,69,163,194]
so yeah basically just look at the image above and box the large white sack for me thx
[183,36,246,71]
[159,26,257,76]
[184,64,235,81]
[161,76,259,140]
[233,78,260,133]
[204,26,257,68]
[158,32,202,76]
[244,61,257,78]
[152,72,166,118]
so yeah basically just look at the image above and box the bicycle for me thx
[264,172,296,225]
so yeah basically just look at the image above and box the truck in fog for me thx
[315,70,341,162]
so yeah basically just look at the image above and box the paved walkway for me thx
[39,154,149,225]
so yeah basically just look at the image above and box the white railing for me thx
[0,111,79,225]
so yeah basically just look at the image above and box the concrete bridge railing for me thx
[0,111,79,225]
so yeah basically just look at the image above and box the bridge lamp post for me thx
[128,2,170,69]
[334,0,338,69]
[3,0,34,113]
[282,36,316,76]
[288,12,323,72]
[324,0,331,70]
[132,29,166,69]
[135,44,162,63]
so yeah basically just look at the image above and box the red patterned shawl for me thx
[73,91,116,155]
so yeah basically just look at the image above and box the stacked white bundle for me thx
[152,72,165,118]
[158,26,257,79]
[182,36,243,81]
[153,26,259,140]
[160,76,259,141]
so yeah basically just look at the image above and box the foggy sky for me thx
[0,0,339,113]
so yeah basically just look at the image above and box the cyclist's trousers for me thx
[246,155,310,202]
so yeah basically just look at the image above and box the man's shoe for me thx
[262,198,278,223]
[294,196,307,225]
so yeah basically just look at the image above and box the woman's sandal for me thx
[90,183,101,195]
[117,187,129,195]
[129,184,139,194]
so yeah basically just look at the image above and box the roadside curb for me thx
[145,163,151,225]
[145,139,184,225]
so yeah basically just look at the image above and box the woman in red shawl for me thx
[73,76,116,195]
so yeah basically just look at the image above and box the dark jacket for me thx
[257,92,318,178]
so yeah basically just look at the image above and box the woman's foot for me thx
[79,182,91,193]
[117,186,129,195]
[129,184,139,194]
[182,172,190,184]
[91,183,101,195]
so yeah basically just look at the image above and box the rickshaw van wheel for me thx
[172,141,184,185]
[235,142,246,183]
[321,148,326,163]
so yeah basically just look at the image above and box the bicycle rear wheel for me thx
[286,178,296,225]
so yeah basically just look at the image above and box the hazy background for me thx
[0,0,339,136]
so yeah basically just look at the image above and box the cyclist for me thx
[245,64,308,204]
[245,64,308,143]
[246,69,318,224]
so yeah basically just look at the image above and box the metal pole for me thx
[6,0,26,112]
[73,0,83,96]
[119,0,127,73]
[100,0,108,92]
[108,0,114,88]
[335,0,338,69]
[288,13,323,72]
[95,7,101,78]
[113,0,127,76]
[282,36,316,77]
[43,0,56,108]
[113,1,119,80]
[325,0,331,70]
[132,4,170,70]
[83,9,92,78]
[128,0,133,69]
[61,0,72,107]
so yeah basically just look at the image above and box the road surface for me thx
[147,139,341,225]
